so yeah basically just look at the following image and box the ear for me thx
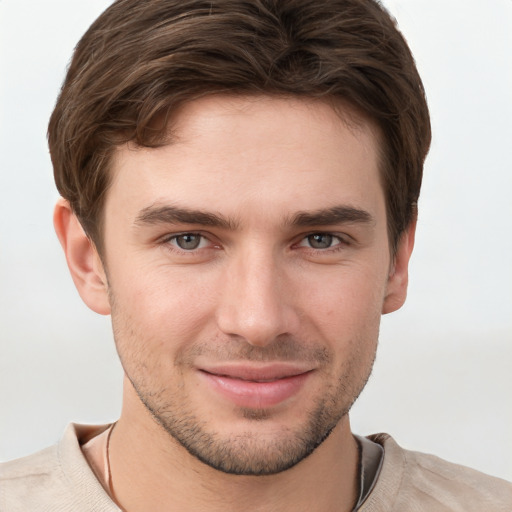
[382,219,416,314]
[53,198,111,315]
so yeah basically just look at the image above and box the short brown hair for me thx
[49,0,431,253]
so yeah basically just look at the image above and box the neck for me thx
[108,379,359,512]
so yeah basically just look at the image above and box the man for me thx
[1,0,510,510]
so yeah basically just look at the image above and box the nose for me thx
[215,246,298,347]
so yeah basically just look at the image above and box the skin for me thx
[54,95,415,512]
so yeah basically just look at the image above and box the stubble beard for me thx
[134,376,357,475]
[109,285,378,476]
[117,336,376,477]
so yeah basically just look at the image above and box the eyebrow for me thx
[135,204,374,230]
[135,204,238,230]
[290,206,374,227]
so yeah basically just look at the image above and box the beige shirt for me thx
[1,424,511,511]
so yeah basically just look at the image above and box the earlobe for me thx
[53,198,111,315]
[382,219,416,315]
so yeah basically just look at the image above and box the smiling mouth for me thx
[197,365,314,409]
[205,374,294,383]
[202,370,310,383]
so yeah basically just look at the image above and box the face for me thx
[91,96,408,475]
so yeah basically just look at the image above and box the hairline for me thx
[83,92,401,258]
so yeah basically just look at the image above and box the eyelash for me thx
[160,231,350,255]
[162,232,215,252]
[296,233,348,251]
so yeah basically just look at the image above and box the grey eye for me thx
[307,234,333,249]
[174,234,202,250]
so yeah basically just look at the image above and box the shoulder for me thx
[0,423,118,512]
[1,444,59,478]
[0,444,67,511]
[361,433,512,512]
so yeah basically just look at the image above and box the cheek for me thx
[117,262,216,319]
[108,266,219,362]
[296,264,386,336]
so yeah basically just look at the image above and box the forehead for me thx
[107,95,384,225]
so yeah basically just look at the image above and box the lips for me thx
[198,363,313,409]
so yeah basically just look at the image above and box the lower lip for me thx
[199,371,311,409]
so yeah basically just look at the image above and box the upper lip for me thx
[198,363,314,382]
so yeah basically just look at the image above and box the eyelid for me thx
[293,230,355,256]
[160,231,218,251]
[157,230,352,254]
[295,231,350,248]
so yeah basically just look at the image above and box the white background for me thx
[1,0,511,481]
